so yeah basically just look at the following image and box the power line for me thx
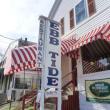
[1,38,20,61]
[0,34,16,40]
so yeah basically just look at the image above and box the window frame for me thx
[60,0,96,35]
[74,0,96,25]
[87,0,96,16]
[14,77,32,89]
[75,0,87,24]
[69,9,75,29]
[60,17,65,36]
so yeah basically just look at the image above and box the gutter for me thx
[48,0,62,19]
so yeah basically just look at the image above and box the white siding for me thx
[53,0,110,39]
[77,49,110,110]
[52,0,110,110]
[96,0,110,11]
[75,6,110,39]
[54,0,76,35]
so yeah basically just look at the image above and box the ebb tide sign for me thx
[44,18,61,89]
[38,16,61,110]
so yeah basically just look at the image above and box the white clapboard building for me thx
[49,0,110,110]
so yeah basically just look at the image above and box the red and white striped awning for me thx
[71,22,110,51]
[68,22,110,58]
[3,23,110,75]
[61,35,77,55]
[4,36,76,75]
[4,45,37,75]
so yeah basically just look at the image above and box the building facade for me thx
[49,0,110,110]
[0,38,39,102]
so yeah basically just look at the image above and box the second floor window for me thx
[75,0,87,24]
[87,0,96,16]
[70,9,74,29]
[60,18,64,35]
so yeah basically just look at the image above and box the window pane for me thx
[60,18,64,35]
[88,0,96,16]
[76,9,87,24]
[70,9,74,29]
[75,0,87,24]
[15,78,32,89]
[76,0,85,13]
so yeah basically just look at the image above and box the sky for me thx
[0,0,55,54]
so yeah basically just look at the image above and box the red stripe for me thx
[61,37,76,54]
[62,41,69,52]
[73,23,110,51]
[33,46,37,50]
[12,51,17,64]
[20,48,28,61]
[61,42,68,52]
[29,47,36,58]
[25,48,33,61]
[14,49,23,63]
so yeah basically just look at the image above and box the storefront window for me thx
[82,58,110,74]
[14,76,38,89]
[81,40,110,74]
[15,78,32,89]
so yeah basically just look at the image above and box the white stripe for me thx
[12,50,20,65]
[103,29,110,37]
[22,48,31,61]
[27,47,35,61]
[17,49,25,63]
[31,47,36,59]
[101,23,109,34]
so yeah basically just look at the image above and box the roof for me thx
[48,0,62,19]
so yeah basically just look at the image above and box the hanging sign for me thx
[38,16,61,89]
[85,78,110,103]
[43,17,61,89]
[38,16,62,110]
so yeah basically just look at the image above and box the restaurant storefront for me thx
[64,22,110,110]
[0,20,110,109]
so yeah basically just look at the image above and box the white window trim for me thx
[63,4,110,39]
[74,0,88,25]
[85,0,89,17]
[74,8,77,27]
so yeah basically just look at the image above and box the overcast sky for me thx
[0,0,55,54]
